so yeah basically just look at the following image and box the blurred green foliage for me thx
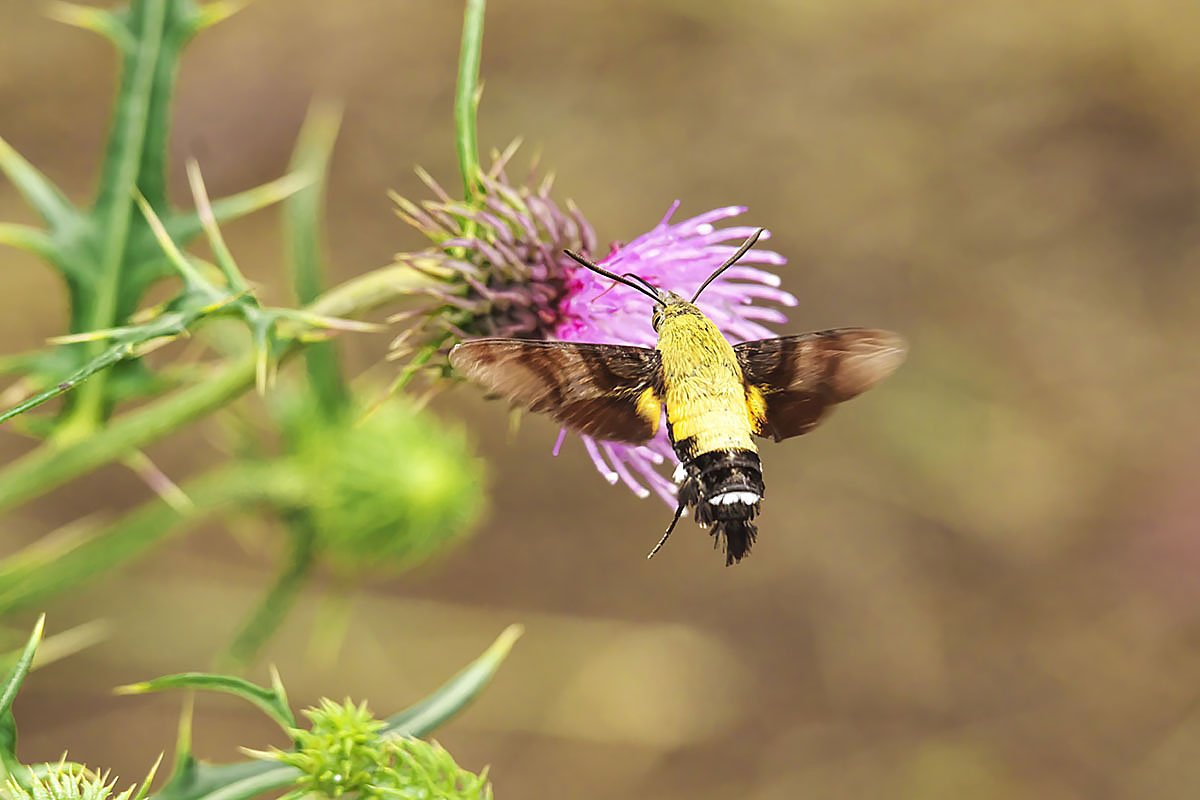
[0,0,489,659]
[0,0,501,795]
[0,619,515,800]
[278,396,484,575]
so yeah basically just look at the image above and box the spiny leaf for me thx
[0,341,136,426]
[135,192,209,289]
[0,137,78,230]
[384,624,522,737]
[121,450,193,513]
[0,305,200,426]
[45,2,134,51]
[0,615,44,717]
[186,161,250,296]
[190,1,251,33]
[115,672,296,731]
[0,224,57,261]
[153,759,296,800]
[0,712,19,784]
[166,172,311,245]
[131,753,165,800]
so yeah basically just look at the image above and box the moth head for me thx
[563,227,767,333]
[651,292,700,332]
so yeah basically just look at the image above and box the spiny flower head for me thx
[3,761,136,800]
[390,145,595,358]
[277,394,486,574]
[390,150,795,506]
[268,698,384,799]
[261,698,492,800]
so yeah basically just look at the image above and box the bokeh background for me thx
[4,1,1200,798]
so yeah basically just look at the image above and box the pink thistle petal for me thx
[601,441,652,498]
[704,283,800,306]
[583,436,619,484]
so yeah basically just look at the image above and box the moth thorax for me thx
[657,307,734,355]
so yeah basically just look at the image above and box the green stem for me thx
[285,107,346,418]
[0,137,77,230]
[220,516,316,670]
[308,263,444,319]
[455,0,486,202]
[389,333,450,398]
[64,0,167,435]
[0,462,295,616]
[0,354,255,512]
[0,265,442,513]
[0,224,57,262]
[136,0,199,211]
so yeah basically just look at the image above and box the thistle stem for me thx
[0,462,295,616]
[63,0,167,436]
[220,516,316,670]
[0,265,442,513]
[286,106,347,419]
[455,0,486,202]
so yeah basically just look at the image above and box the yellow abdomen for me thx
[656,308,758,457]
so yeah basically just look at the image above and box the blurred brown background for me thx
[4,1,1200,798]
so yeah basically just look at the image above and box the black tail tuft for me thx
[673,448,764,565]
[712,520,758,565]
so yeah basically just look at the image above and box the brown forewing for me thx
[735,329,907,441]
[449,339,663,444]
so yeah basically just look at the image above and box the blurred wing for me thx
[736,329,907,441]
[449,339,663,444]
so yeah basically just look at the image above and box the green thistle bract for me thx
[390,147,595,353]
[280,397,486,574]
[4,762,135,800]
[263,698,492,800]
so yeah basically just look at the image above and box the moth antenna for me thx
[690,227,766,303]
[622,272,661,297]
[647,501,688,559]
[563,249,663,305]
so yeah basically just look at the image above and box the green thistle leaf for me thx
[262,700,491,800]
[0,616,44,719]
[114,670,296,732]
[0,137,78,231]
[146,626,519,800]
[0,615,45,784]
[383,624,521,738]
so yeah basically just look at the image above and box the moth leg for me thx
[647,500,688,560]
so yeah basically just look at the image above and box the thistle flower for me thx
[391,151,796,507]
[3,760,137,800]
[390,148,594,352]
[260,698,492,800]
[277,394,485,573]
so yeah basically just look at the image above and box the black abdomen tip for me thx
[716,520,758,565]
[680,448,764,563]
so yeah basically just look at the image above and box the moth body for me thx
[655,295,764,561]
[447,227,907,565]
